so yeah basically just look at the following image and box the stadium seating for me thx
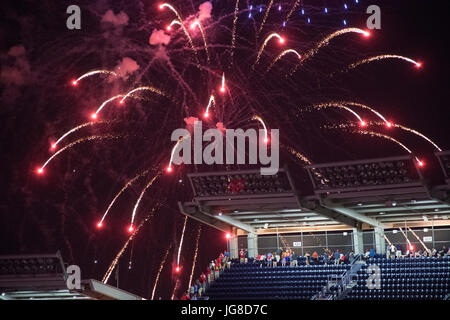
[206,256,449,300]
[347,256,450,300]
[206,262,350,300]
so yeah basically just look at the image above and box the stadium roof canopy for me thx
[0,252,143,300]
[179,152,450,234]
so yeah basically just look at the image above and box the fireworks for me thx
[93,94,125,118]
[31,1,438,299]
[37,135,119,175]
[51,121,105,150]
[71,70,117,86]
[204,95,215,118]
[97,170,149,228]
[347,55,422,71]
[253,32,285,68]
[252,115,269,143]
[267,49,302,72]
[187,225,202,290]
[120,86,168,104]
[257,0,274,37]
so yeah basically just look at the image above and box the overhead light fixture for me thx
[379,212,385,215]
[392,230,398,234]
[307,156,420,192]
[423,228,429,232]
[343,232,348,236]
[423,215,428,222]
[263,223,269,229]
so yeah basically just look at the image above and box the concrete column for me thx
[229,235,239,259]
[374,227,386,254]
[247,233,258,258]
[352,228,364,255]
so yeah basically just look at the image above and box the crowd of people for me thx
[179,244,449,299]
[180,250,231,300]
[385,244,449,259]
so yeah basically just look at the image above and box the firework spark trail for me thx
[282,144,312,165]
[398,227,412,247]
[72,70,117,85]
[120,86,168,104]
[356,130,413,154]
[356,130,425,165]
[94,95,125,118]
[151,244,172,300]
[177,215,188,267]
[267,49,302,72]
[312,103,366,125]
[159,3,199,63]
[171,278,181,300]
[252,115,269,143]
[253,33,285,69]
[187,225,202,290]
[393,123,442,152]
[167,135,190,172]
[327,121,442,152]
[285,0,301,23]
[204,95,215,118]
[37,135,119,174]
[230,0,240,60]
[97,170,149,227]
[51,121,106,149]
[407,227,429,252]
[346,55,422,70]
[290,28,370,74]
[257,0,274,38]
[130,173,161,228]
[167,19,182,31]
[339,101,389,124]
[102,207,158,284]
[191,21,210,64]
[220,73,226,93]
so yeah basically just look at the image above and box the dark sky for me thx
[0,0,448,299]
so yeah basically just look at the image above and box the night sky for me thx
[0,0,448,299]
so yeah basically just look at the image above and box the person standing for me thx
[239,248,245,264]
[290,251,298,266]
[334,250,340,265]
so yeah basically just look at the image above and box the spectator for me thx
[239,248,245,264]
[281,251,287,266]
[206,265,212,283]
[290,251,298,266]
[369,248,375,258]
[334,250,340,265]
[390,244,396,258]
[439,245,447,256]
[200,272,207,289]
[190,286,195,298]
[214,262,220,279]
[276,247,282,265]
[244,249,248,263]
[305,252,311,266]
[311,251,319,265]
[181,291,191,300]
[267,252,273,267]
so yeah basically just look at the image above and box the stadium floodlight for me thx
[435,151,450,183]
[306,155,422,193]
[188,168,294,199]
[0,252,65,277]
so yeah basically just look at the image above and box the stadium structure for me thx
[179,152,450,300]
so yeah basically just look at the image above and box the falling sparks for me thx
[51,121,106,150]
[252,115,269,143]
[267,49,302,72]
[187,225,202,290]
[102,207,159,284]
[93,95,125,119]
[177,216,188,266]
[120,86,167,104]
[151,244,172,300]
[130,173,161,226]
[71,70,117,86]
[167,135,190,173]
[166,19,182,31]
[285,0,301,23]
[311,103,365,126]
[190,20,210,64]
[97,171,149,228]
[37,135,120,175]
[253,33,285,68]
[230,0,240,60]
[346,55,422,71]
[204,95,215,118]
[257,0,274,37]
[159,2,199,63]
